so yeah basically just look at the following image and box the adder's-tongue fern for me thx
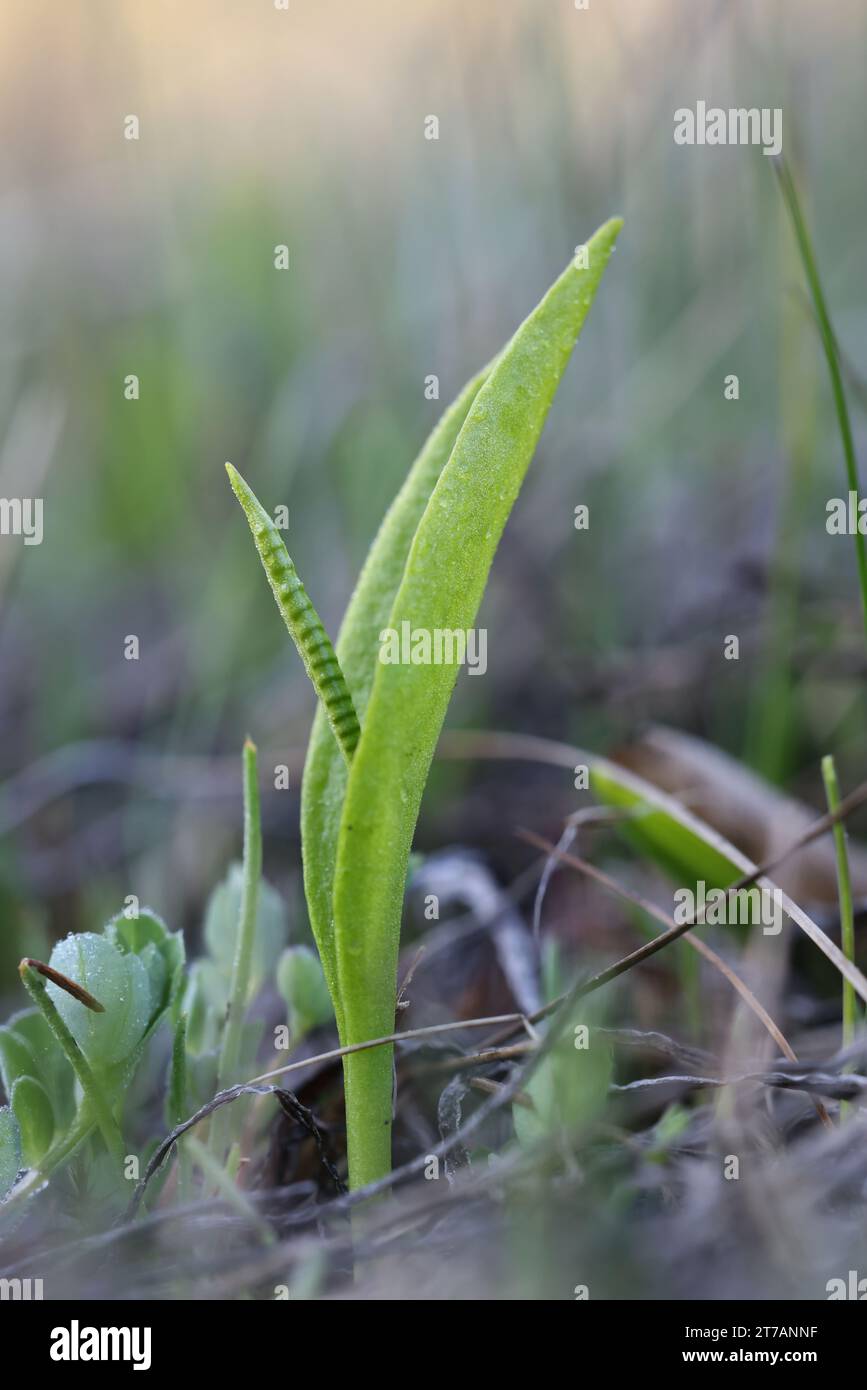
[227,218,623,1192]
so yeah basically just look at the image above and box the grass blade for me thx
[211,739,262,1165]
[774,158,867,638]
[821,754,858,1093]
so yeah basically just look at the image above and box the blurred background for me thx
[1,0,866,1009]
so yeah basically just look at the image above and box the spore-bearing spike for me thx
[226,463,361,764]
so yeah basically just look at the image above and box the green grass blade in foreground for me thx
[333,218,623,1188]
[821,755,858,1071]
[300,364,491,1032]
[774,159,867,639]
[226,464,361,763]
[210,738,262,1166]
[217,739,262,1084]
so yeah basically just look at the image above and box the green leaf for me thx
[202,862,286,998]
[105,908,186,1025]
[0,1009,75,1132]
[333,219,622,1186]
[46,932,152,1071]
[167,1012,187,1127]
[277,945,333,1042]
[590,750,867,1005]
[10,1075,54,1166]
[0,1013,46,1094]
[301,364,491,1031]
[184,958,229,1054]
[0,1106,21,1199]
[591,763,741,891]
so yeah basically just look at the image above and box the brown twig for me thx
[20,957,105,1012]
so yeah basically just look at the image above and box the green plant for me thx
[0,747,290,1216]
[277,946,333,1043]
[0,909,185,1203]
[228,218,623,1190]
[822,754,859,1101]
[774,159,867,639]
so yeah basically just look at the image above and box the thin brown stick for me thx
[20,957,105,1013]
[416,1040,536,1077]
[518,829,713,988]
[244,1013,529,1087]
[470,1076,533,1109]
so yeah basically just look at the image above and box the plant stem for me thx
[169,1012,192,1200]
[343,1046,394,1193]
[219,739,262,1081]
[774,158,867,641]
[210,739,262,1164]
[821,755,857,1108]
[18,962,124,1166]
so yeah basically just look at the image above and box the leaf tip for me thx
[595,215,624,250]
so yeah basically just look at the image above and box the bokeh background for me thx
[1,0,866,1007]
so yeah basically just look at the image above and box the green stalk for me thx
[18,962,124,1166]
[169,1012,192,1199]
[774,159,867,641]
[220,739,262,1080]
[821,755,857,1108]
[210,739,262,1163]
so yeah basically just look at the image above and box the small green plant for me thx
[0,744,293,1216]
[277,946,333,1044]
[821,754,859,1108]
[228,218,623,1190]
[1,909,185,1203]
[774,159,867,640]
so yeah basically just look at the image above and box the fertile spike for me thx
[226,464,361,763]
